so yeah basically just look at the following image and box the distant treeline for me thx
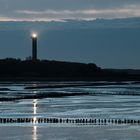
[0,58,139,81]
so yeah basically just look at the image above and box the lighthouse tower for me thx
[32,33,37,61]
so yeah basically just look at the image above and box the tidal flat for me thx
[0,81,140,139]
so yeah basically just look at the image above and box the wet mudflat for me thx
[0,81,140,139]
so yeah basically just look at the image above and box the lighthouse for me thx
[32,33,37,61]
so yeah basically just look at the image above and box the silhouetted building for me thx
[32,33,37,61]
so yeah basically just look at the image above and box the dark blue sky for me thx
[0,1,140,69]
[0,19,140,69]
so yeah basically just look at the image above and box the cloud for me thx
[0,16,65,22]
[15,6,140,21]
[0,0,140,21]
[16,8,140,16]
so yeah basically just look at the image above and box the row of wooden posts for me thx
[0,118,140,125]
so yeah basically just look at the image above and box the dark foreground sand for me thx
[0,125,140,140]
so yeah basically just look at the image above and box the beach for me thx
[0,81,140,139]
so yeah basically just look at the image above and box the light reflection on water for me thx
[32,99,38,140]
[32,126,37,140]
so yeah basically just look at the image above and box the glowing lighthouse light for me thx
[32,33,37,38]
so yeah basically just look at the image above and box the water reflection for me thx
[32,99,38,140]
[33,126,37,140]
[33,99,37,123]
